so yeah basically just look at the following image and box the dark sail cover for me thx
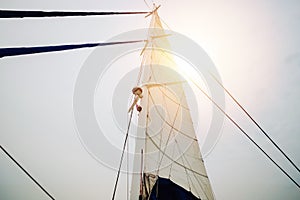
[149,177,200,200]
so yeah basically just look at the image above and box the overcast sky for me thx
[0,0,300,200]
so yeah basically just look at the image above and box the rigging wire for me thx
[111,109,134,200]
[155,35,300,187]
[0,40,146,58]
[190,79,300,189]
[158,14,300,181]
[126,130,129,200]
[0,10,149,18]
[154,81,209,197]
[156,91,183,171]
[148,92,197,140]
[173,138,209,199]
[0,145,55,200]
[147,63,196,140]
[136,43,149,85]
[145,81,190,110]
[146,132,208,178]
[145,130,208,178]
[149,16,300,187]
[145,45,211,198]
[158,85,197,195]
[209,72,300,174]
[143,0,151,9]
[143,68,208,179]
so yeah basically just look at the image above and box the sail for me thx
[131,9,215,200]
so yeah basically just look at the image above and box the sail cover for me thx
[131,9,215,200]
[148,176,200,200]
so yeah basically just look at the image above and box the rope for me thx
[210,72,300,174]
[111,109,134,200]
[190,79,300,189]
[145,81,190,110]
[158,83,207,197]
[149,19,300,187]
[145,45,210,198]
[173,138,208,199]
[156,91,183,171]
[148,93,197,141]
[126,130,129,200]
[151,24,300,187]
[143,0,151,9]
[147,64,195,141]
[0,145,55,200]
[0,10,149,18]
[145,130,208,178]
[0,40,146,58]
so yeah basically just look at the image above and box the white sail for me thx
[131,9,214,200]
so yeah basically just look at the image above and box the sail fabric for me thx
[131,9,214,200]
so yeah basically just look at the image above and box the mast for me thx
[131,6,215,200]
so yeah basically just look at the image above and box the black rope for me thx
[0,10,149,18]
[210,73,300,174]
[0,145,55,200]
[111,109,134,200]
[0,40,146,58]
[190,80,300,189]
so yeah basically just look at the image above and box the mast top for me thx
[145,4,161,18]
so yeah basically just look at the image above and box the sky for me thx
[0,0,300,199]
